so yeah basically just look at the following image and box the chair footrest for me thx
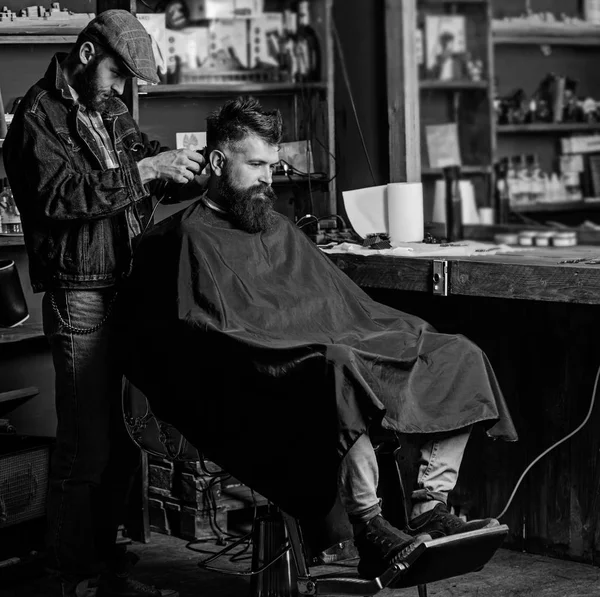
[305,525,509,596]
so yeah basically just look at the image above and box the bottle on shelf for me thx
[280,7,299,81]
[508,155,525,204]
[517,154,530,204]
[506,156,519,205]
[295,0,321,82]
[528,154,546,203]
[0,179,21,234]
[547,172,564,202]
[494,158,510,224]
[442,166,463,242]
[563,171,582,202]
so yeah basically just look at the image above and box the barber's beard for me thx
[73,58,114,112]
[217,167,277,233]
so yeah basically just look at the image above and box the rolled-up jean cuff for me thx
[347,501,382,525]
[411,489,447,505]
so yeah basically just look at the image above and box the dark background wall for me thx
[332,0,389,218]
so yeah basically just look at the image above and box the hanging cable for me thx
[331,20,377,187]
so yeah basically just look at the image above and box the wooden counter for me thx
[329,244,600,566]
[328,245,600,304]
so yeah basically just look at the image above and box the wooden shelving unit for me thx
[131,0,336,218]
[425,0,488,4]
[0,234,25,247]
[139,82,328,97]
[419,79,488,90]
[422,164,492,176]
[493,22,600,47]
[510,200,600,214]
[416,0,495,217]
[497,123,600,134]
[0,322,44,344]
[0,35,78,44]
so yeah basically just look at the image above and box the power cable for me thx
[495,361,600,520]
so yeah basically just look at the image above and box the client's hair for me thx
[206,96,283,154]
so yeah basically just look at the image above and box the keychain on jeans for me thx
[49,289,119,335]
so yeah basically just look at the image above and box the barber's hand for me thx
[137,149,206,184]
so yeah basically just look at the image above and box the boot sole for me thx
[357,533,431,579]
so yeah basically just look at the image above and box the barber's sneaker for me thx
[355,515,431,579]
[406,503,499,540]
[96,575,178,597]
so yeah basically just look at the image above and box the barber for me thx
[3,10,202,597]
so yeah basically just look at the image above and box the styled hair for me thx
[206,96,283,154]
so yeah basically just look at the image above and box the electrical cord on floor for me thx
[495,360,600,520]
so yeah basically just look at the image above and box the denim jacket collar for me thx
[44,53,128,118]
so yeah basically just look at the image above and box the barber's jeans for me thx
[43,290,141,579]
[338,428,471,524]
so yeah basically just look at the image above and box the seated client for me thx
[121,96,518,580]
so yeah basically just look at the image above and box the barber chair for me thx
[122,380,508,597]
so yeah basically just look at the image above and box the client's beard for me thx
[72,57,115,112]
[217,166,277,233]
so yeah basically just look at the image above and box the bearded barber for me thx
[3,10,203,597]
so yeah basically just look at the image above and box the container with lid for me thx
[534,231,555,247]
[518,231,538,246]
[552,231,577,247]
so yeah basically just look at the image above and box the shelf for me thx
[420,79,488,90]
[0,233,24,247]
[498,123,600,134]
[0,34,77,44]
[0,387,39,406]
[139,82,327,97]
[0,322,44,345]
[420,0,489,3]
[493,22,600,46]
[272,174,329,185]
[422,165,492,176]
[510,200,600,213]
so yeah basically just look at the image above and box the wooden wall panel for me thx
[366,288,600,564]
[333,0,389,208]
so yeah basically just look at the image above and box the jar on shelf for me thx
[584,0,600,24]
[552,231,577,248]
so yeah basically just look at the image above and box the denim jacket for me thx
[3,53,167,292]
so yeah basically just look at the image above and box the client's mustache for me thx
[251,183,276,200]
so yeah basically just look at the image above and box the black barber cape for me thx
[121,199,517,519]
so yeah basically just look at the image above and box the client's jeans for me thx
[338,428,471,524]
[43,290,141,580]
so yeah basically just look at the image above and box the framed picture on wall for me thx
[425,14,468,81]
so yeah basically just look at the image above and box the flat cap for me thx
[80,9,159,84]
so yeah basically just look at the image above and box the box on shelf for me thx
[279,140,315,174]
[185,0,263,20]
[167,25,210,72]
[249,12,284,68]
[209,19,249,68]
[176,132,206,151]
[561,134,600,154]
